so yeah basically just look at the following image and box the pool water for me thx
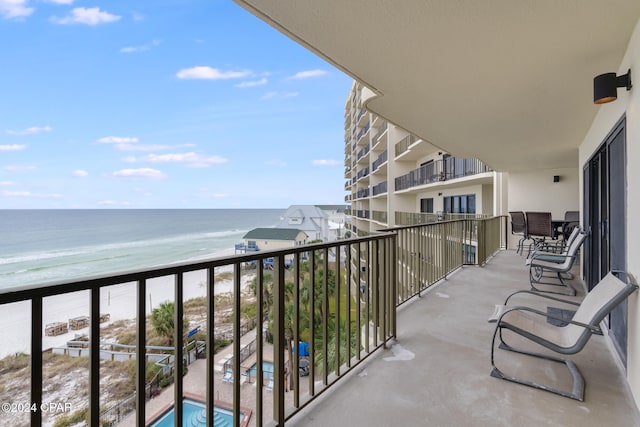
[150,399,242,427]
[246,361,274,380]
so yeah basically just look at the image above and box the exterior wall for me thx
[506,167,579,249]
[578,17,640,408]
[482,183,494,215]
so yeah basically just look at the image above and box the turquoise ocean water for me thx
[0,209,283,291]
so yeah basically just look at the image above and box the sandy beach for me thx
[0,250,256,359]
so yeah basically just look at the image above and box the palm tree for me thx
[150,301,189,346]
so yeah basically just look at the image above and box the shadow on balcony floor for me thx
[288,250,640,427]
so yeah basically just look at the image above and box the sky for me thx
[0,0,353,209]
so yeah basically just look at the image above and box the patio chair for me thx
[527,226,580,262]
[528,230,587,296]
[509,211,528,255]
[222,369,233,383]
[489,271,638,401]
[524,212,556,257]
[562,211,580,240]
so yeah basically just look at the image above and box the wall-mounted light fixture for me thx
[594,69,632,104]
[553,175,560,183]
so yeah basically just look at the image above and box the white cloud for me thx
[52,7,121,25]
[47,0,74,4]
[0,144,26,151]
[112,168,166,179]
[97,136,139,144]
[120,39,160,54]
[210,193,226,199]
[5,125,52,135]
[0,181,15,186]
[312,159,341,166]
[235,77,268,88]
[118,143,194,152]
[288,69,328,80]
[140,152,228,168]
[0,0,34,19]
[176,66,251,80]
[72,169,88,177]
[2,190,62,198]
[98,136,194,153]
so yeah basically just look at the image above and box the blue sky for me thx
[0,0,352,209]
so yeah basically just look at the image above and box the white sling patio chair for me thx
[527,229,587,296]
[489,272,638,401]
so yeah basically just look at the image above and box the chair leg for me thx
[490,325,585,401]
[529,267,577,296]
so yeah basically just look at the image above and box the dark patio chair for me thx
[489,271,638,401]
[525,211,555,256]
[508,211,528,255]
[562,210,580,241]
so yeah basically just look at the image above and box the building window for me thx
[420,198,434,213]
[443,194,476,214]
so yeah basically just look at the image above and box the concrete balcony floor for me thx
[288,250,640,427]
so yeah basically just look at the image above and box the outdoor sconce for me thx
[553,175,560,183]
[594,69,632,104]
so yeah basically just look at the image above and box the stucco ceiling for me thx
[233,0,640,172]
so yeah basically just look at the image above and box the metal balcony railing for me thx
[372,181,388,196]
[356,210,370,219]
[394,157,492,192]
[356,144,370,161]
[0,218,506,427]
[373,122,388,144]
[372,210,388,224]
[356,187,370,199]
[394,134,419,157]
[371,150,388,172]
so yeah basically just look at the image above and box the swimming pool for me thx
[149,398,243,427]
[246,361,274,380]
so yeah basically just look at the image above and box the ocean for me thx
[0,209,284,291]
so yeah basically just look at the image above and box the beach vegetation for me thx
[52,406,88,427]
[0,352,30,375]
[215,271,234,282]
[150,301,190,346]
[43,352,88,385]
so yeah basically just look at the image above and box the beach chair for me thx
[527,229,587,296]
[265,378,274,391]
[222,369,233,383]
[488,271,638,401]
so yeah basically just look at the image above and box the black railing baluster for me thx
[31,297,43,427]
[136,279,147,427]
[89,288,100,426]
